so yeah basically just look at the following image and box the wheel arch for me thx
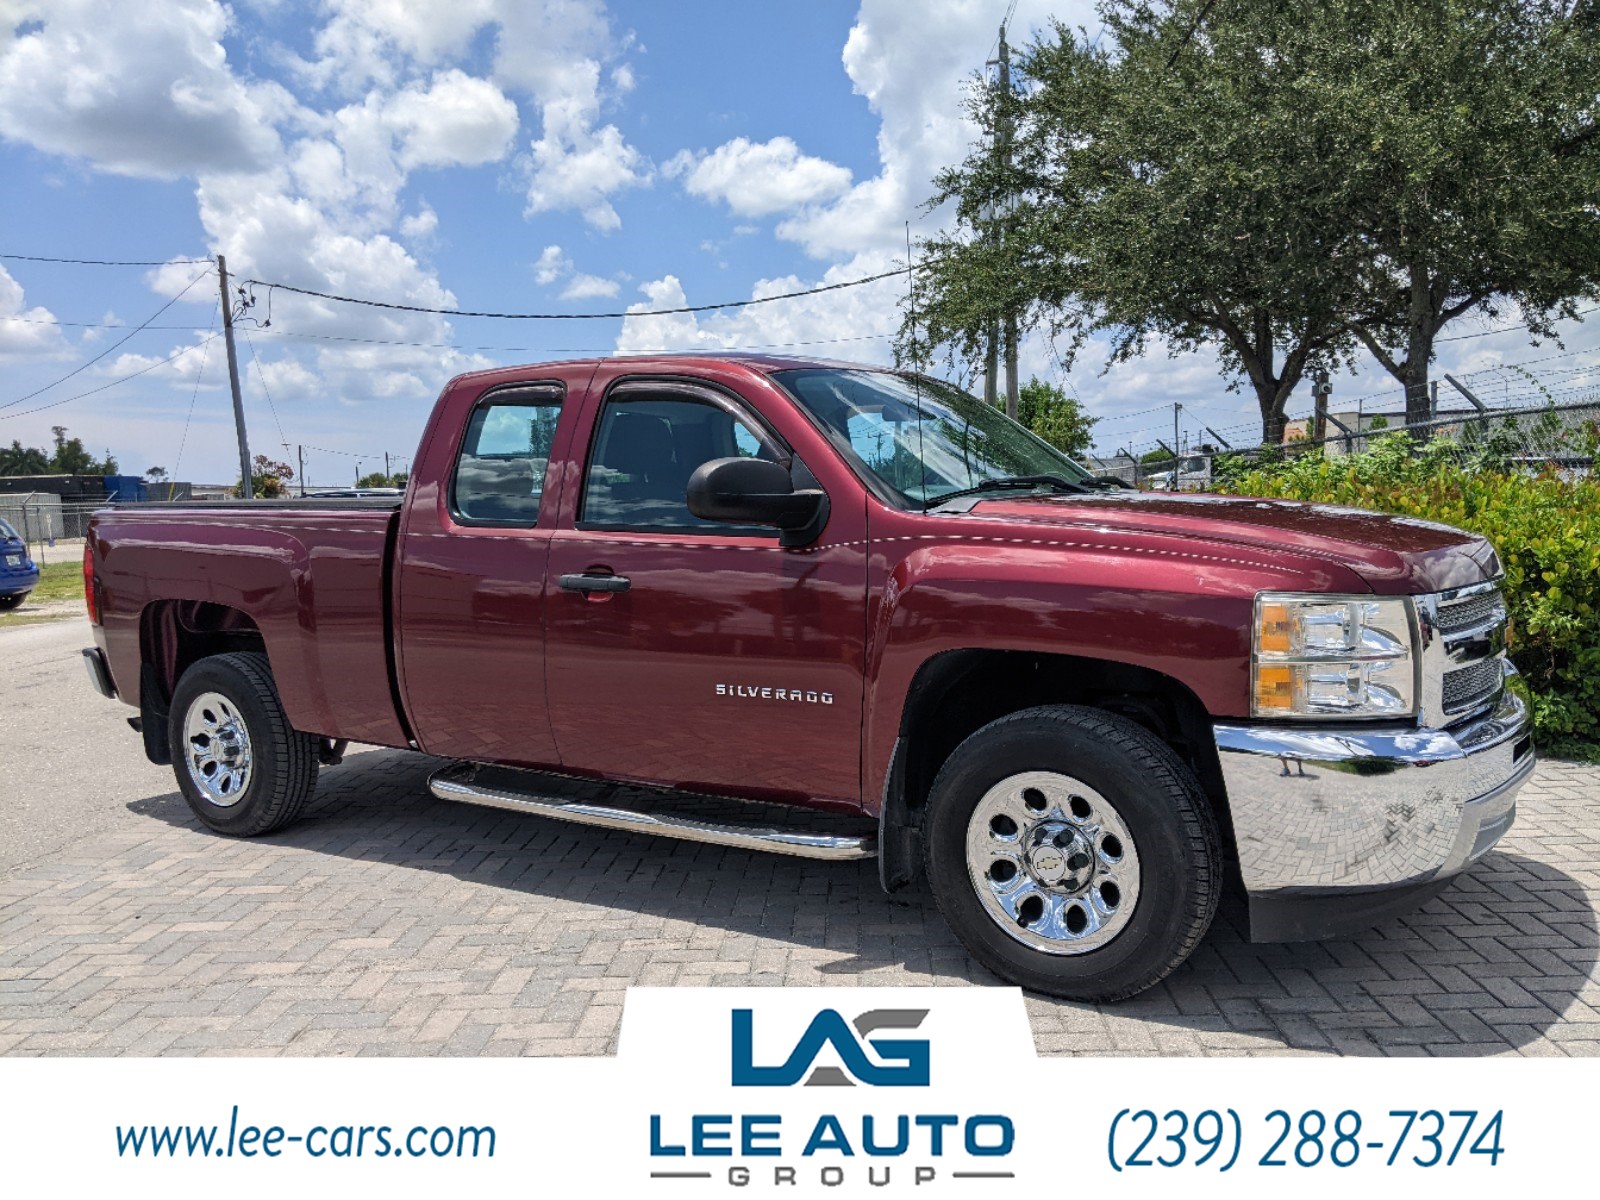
[135,599,268,765]
[877,648,1233,895]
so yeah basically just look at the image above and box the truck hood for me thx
[960,492,1498,594]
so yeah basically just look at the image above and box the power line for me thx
[0,315,898,356]
[241,324,290,456]
[0,252,213,267]
[242,266,912,321]
[1435,304,1597,342]
[0,266,214,412]
[0,333,221,421]
[254,327,897,355]
[173,303,220,481]
[1167,0,1220,68]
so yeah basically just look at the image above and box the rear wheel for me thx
[0,592,25,610]
[925,705,1221,1001]
[168,652,318,836]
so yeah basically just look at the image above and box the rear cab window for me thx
[451,386,563,526]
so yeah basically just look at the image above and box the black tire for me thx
[168,651,318,836]
[0,592,26,610]
[925,705,1222,1002]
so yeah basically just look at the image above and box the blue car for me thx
[0,517,40,610]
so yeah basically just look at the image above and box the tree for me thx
[908,1,1600,444]
[356,472,407,489]
[47,425,117,474]
[1017,377,1097,459]
[0,440,49,475]
[0,427,115,475]
[145,466,168,483]
[236,454,294,499]
[1329,1,1600,426]
[909,2,1369,446]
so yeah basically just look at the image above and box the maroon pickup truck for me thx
[81,354,1534,1000]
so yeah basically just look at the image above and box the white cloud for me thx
[494,3,649,229]
[294,0,500,93]
[615,251,905,360]
[100,332,222,388]
[399,204,439,240]
[300,1,650,230]
[525,120,647,231]
[561,273,619,300]
[383,69,519,170]
[0,263,71,361]
[532,245,618,299]
[666,137,852,218]
[0,0,290,179]
[533,245,571,285]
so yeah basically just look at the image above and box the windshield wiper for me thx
[925,473,1090,510]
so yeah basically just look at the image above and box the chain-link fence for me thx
[0,500,104,562]
[1101,358,1600,491]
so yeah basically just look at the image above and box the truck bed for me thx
[90,500,410,748]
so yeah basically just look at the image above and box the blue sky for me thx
[1,0,1595,485]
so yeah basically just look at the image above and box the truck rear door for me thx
[541,366,868,807]
[394,375,575,766]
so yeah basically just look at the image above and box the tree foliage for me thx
[1017,377,1097,458]
[1216,433,1600,758]
[236,454,295,499]
[906,0,1600,444]
[1332,1,1600,423]
[0,426,117,476]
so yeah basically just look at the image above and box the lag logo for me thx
[732,1008,930,1088]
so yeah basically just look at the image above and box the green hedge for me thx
[1214,436,1600,760]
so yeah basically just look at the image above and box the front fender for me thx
[861,534,1369,813]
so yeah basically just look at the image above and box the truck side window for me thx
[581,394,783,533]
[452,397,562,525]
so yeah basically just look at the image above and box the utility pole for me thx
[217,255,253,499]
[999,21,1018,420]
[983,313,1000,408]
[984,19,1019,417]
[384,451,390,481]
[1312,367,1332,445]
[1172,402,1182,489]
[297,445,306,497]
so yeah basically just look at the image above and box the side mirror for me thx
[686,457,829,548]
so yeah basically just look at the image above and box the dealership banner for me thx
[0,987,1583,1195]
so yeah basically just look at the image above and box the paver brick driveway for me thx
[2,621,1597,1057]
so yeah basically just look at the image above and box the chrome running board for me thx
[428,762,877,861]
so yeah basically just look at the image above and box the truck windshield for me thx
[772,368,1091,509]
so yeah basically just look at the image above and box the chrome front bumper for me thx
[1214,665,1534,941]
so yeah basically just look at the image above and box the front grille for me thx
[1443,656,1503,715]
[1435,589,1505,633]
[1423,582,1509,724]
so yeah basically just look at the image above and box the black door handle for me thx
[559,572,631,594]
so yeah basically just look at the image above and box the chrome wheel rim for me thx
[965,770,1141,955]
[183,691,253,807]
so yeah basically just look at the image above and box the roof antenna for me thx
[905,220,928,505]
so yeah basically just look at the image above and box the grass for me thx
[0,559,84,629]
[30,560,85,604]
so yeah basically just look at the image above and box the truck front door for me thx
[542,373,867,806]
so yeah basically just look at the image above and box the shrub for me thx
[1215,434,1600,760]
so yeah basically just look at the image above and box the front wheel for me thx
[168,652,319,836]
[925,705,1222,1001]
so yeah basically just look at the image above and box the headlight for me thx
[1252,593,1416,719]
